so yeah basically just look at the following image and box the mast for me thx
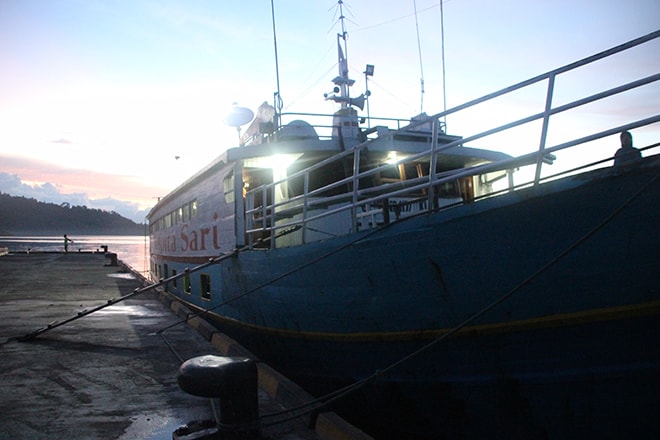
[324,0,365,111]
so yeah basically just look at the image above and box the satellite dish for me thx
[224,104,254,128]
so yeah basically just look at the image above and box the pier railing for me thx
[245,30,660,249]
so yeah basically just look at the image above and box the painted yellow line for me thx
[204,300,660,342]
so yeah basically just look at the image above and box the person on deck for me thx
[614,131,641,166]
[63,234,74,252]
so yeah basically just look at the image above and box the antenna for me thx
[270,0,282,129]
[337,0,351,105]
[439,0,447,128]
[413,0,425,114]
[324,1,366,111]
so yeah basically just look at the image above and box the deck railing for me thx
[245,30,660,249]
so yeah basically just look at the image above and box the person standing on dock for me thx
[614,131,641,166]
[63,234,74,252]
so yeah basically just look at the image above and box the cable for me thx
[211,170,658,433]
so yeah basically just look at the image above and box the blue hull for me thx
[155,158,660,437]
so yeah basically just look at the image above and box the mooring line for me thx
[275,172,660,425]
[208,170,659,433]
[17,247,247,341]
[154,217,401,335]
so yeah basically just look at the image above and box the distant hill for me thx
[0,192,145,235]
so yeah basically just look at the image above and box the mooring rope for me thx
[212,170,658,433]
[13,159,657,432]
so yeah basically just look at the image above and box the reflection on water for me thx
[93,304,167,317]
[0,235,150,275]
[106,273,138,280]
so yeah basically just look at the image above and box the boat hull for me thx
[154,158,660,438]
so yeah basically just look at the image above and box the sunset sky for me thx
[1,0,659,222]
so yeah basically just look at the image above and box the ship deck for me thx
[0,252,371,440]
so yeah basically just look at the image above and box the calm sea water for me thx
[0,235,150,275]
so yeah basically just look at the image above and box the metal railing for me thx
[245,30,660,249]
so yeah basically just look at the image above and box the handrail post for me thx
[535,73,555,184]
[234,161,245,248]
[269,185,276,249]
[302,171,310,244]
[245,193,252,248]
[351,148,360,232]
[428,118,439,210]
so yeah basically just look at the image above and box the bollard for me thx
[104,252,118,266]
[177,355,259,439]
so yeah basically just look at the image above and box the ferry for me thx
[148,15,660,438]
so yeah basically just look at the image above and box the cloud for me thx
[0,169,150,223]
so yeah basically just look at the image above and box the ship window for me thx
[182,203,190,222]
[200,274,211,300]
[191,200,198,218]
[224,171,235,203]
[184,273,191,294]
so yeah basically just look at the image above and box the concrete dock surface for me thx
[0,252,371,440]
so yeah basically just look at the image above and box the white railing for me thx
[245,30,660,249]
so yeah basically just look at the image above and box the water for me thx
[0,235,150,275]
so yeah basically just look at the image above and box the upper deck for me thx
[148,30,659,253]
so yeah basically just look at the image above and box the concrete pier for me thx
[0,252,371,440]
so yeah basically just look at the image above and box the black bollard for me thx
[104,252,118,266]
[177,355,259,438]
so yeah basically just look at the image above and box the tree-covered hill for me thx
[0,192,145,235]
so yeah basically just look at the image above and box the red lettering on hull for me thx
[154,213,224,255]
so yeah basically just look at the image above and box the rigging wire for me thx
[413,0,425,113]
[283,50,336,111]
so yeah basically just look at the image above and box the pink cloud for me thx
[0,154,167,221]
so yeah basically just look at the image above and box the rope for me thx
[155,220,395,334]
[17,246,248,341]
[211,171,658,433]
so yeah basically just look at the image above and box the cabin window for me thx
[304,161,348,196]
[437,181,459,198]
[184,273,192,294]
[150,199,198,233]
[224,171,235,203]
[200,274,211,300]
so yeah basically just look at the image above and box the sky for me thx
[1,0,659,223]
